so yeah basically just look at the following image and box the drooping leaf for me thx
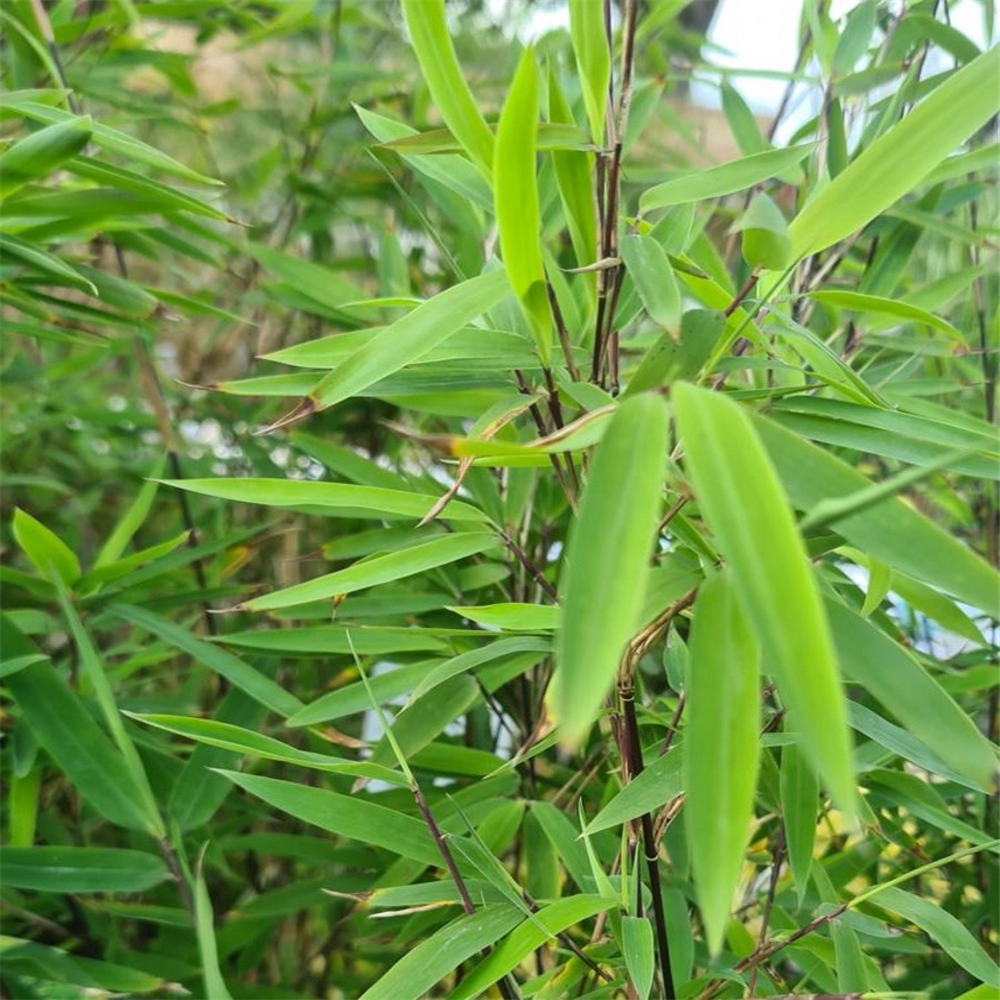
[673,383,855,811]
[554,394,668,745]
[684,571,760,956]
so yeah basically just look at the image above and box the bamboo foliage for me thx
[1,1,998,998]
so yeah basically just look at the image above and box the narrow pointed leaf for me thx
[674,383,855,811]
[401,0,494,174]
[2,847,170,894]
[684,572,760,956]
[640,145,814,212]
[554,394,668,744]
[495,47,552,362]
[242,532,496,612]
[306,270,510,413]
[789,47,1000,258]
[569,0,611,144]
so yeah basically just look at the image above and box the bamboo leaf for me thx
[159,478,489,523]
[194,855,232,1000]
[640,145,814,212]
[789,47,1000,258]
[5,663,159,833]
[452,896,613,1000]
[620,234,682,330]
[129,714,405,786]
[554,394,668,745]
[753,413,1000,614]
[674,383,855,811]
[0,117,92,196]
[241,532,497,612]
[359,905,521,1000]
[827,599,997,792]
[494,47,552,362]
[684,571,760,956]
[110,605,304,717]
[585,750,684,835]
[569,0,611,145]
[302,270,510,416]
[621,915,656,1000]
[2,847,170,894]
[874,887,1000,986]
[781,740,819,902]
[12,508,80,586]
[219,771,439,864]
[401,0,494,175]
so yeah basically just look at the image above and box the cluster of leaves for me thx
[1,1,998,998]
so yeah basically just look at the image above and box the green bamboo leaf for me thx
[584,749,684,835]
[0,937,168,995]
[401,0,494,175]
[0,233,98,295]
[159,478,488,523]
[684,571,760,956]
[413,637,550,700]
[569,0,611,144]
[2,847,170,894]
[753,413,1000,614]
[621,915,656,1000]
[109,605,303,717]
[241,532,496,613]
[12,508,80,586]
[547,63,598,270]
[129,714,405,786]
[674,383,855,811]
[827,600,997,791]
[0,117,92,197]
[721,81,767,156]
[554,394,668,745]
[5,662,159,833]
[807,289,963,341]
[789,47,1000,258]
[298,270,510,418]
[451,896,613,1000]
[214,626,449,656]
[194,855,232,1000]
[219,771,440,865]
[639,145,814,213]
[0,614,48,678]
[620,234,682,330]
[737,193,792,271]
[495,46,552,363]
[625,309,728,396]
[5,100,222,185]
[446,603,560,632]
[287,661,433,728]
[874,887,1000,986]
[780,740,819,902]
[92,459,165,569]
[355,104,492,210]
[360,905,521,1000]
